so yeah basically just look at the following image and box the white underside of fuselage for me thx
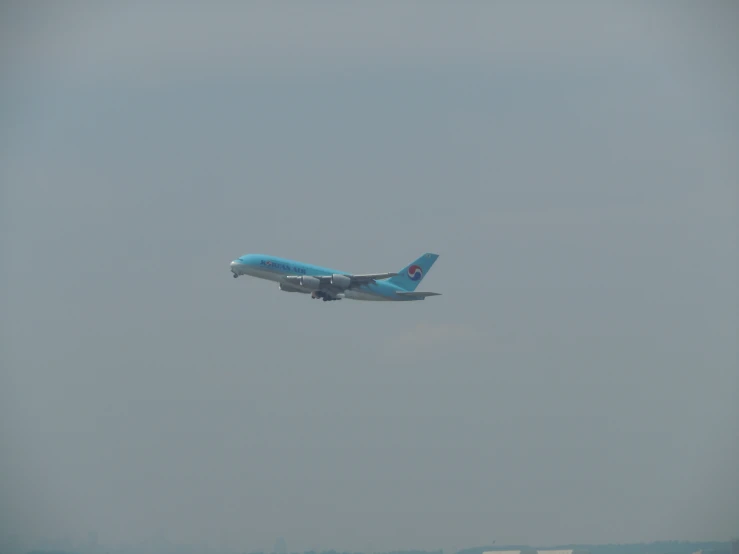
[235,266,394,301]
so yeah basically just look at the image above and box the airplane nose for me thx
[230,260,241,277]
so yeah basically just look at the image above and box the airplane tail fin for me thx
[387,253,439,291]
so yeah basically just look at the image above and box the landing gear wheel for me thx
[233,273,238,278]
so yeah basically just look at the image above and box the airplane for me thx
[230,252,440,302]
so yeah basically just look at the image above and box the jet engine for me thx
[330,274,352,289]
[298,276,321,290]
[278,283,300,292]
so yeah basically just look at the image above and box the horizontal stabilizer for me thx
[395,291,441,298]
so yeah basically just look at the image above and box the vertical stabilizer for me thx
[387,253,439,291]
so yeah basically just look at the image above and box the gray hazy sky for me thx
[1,2,737,552]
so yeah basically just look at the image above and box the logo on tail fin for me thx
[407,265,423,281]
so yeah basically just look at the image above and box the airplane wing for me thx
[313,272,397,285]
[395,291,441,298]
[348,272,397,283]
[283,272,397,289]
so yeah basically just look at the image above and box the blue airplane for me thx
[230,253,440,302]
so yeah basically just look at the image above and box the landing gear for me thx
[311,290,339,301]
[233,273,238,278]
